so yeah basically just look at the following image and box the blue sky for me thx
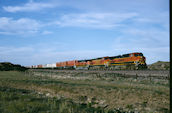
[0,0,169,66]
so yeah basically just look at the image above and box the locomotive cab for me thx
[132,53,147,69]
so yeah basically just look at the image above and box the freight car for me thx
[31,52,147,70]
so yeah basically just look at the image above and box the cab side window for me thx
[135,53,143,57]
[122,54,130,58]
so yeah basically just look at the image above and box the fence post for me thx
[167,74,170,80]
[135,74,138,80]
[51,69,52,79]
[149,74,151,81]
[28,70,30,77]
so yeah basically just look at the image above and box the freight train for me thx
[31,52,147,70]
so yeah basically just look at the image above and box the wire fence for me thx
[25,69,170,81]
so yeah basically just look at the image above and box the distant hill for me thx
[0,62,27,71]
[148,61,170,70]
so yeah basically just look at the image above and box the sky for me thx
[0,0,169,66]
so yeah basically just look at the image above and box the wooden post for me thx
[51,68,52,79]
[149,74,151,81]
[167,74,170,80]
[123,73,125,79]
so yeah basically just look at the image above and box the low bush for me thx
[0,62,27,71]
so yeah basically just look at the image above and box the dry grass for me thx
[0,71,169,113]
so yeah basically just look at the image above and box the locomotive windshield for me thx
[135,53,143,57]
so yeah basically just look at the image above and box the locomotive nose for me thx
[143,56,146,60]
[140,56,146,64]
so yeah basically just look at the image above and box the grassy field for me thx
[0,71,170,113]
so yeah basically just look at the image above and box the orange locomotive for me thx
[107,52,147,70]
[32,52,147,70]
[82,52,146,70]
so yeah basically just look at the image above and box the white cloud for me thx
[0,46,34,65]
[0,17,41,35]
[0,34,169,66]
[123,28,169,47]
[0,11,168,35]
[134,11,169,29]
[110,27,169,64]
[0,46,34,55]
[3,1,56,13]
[41,30,53,35]
[0,44,111,66]
[55,13,138,29]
